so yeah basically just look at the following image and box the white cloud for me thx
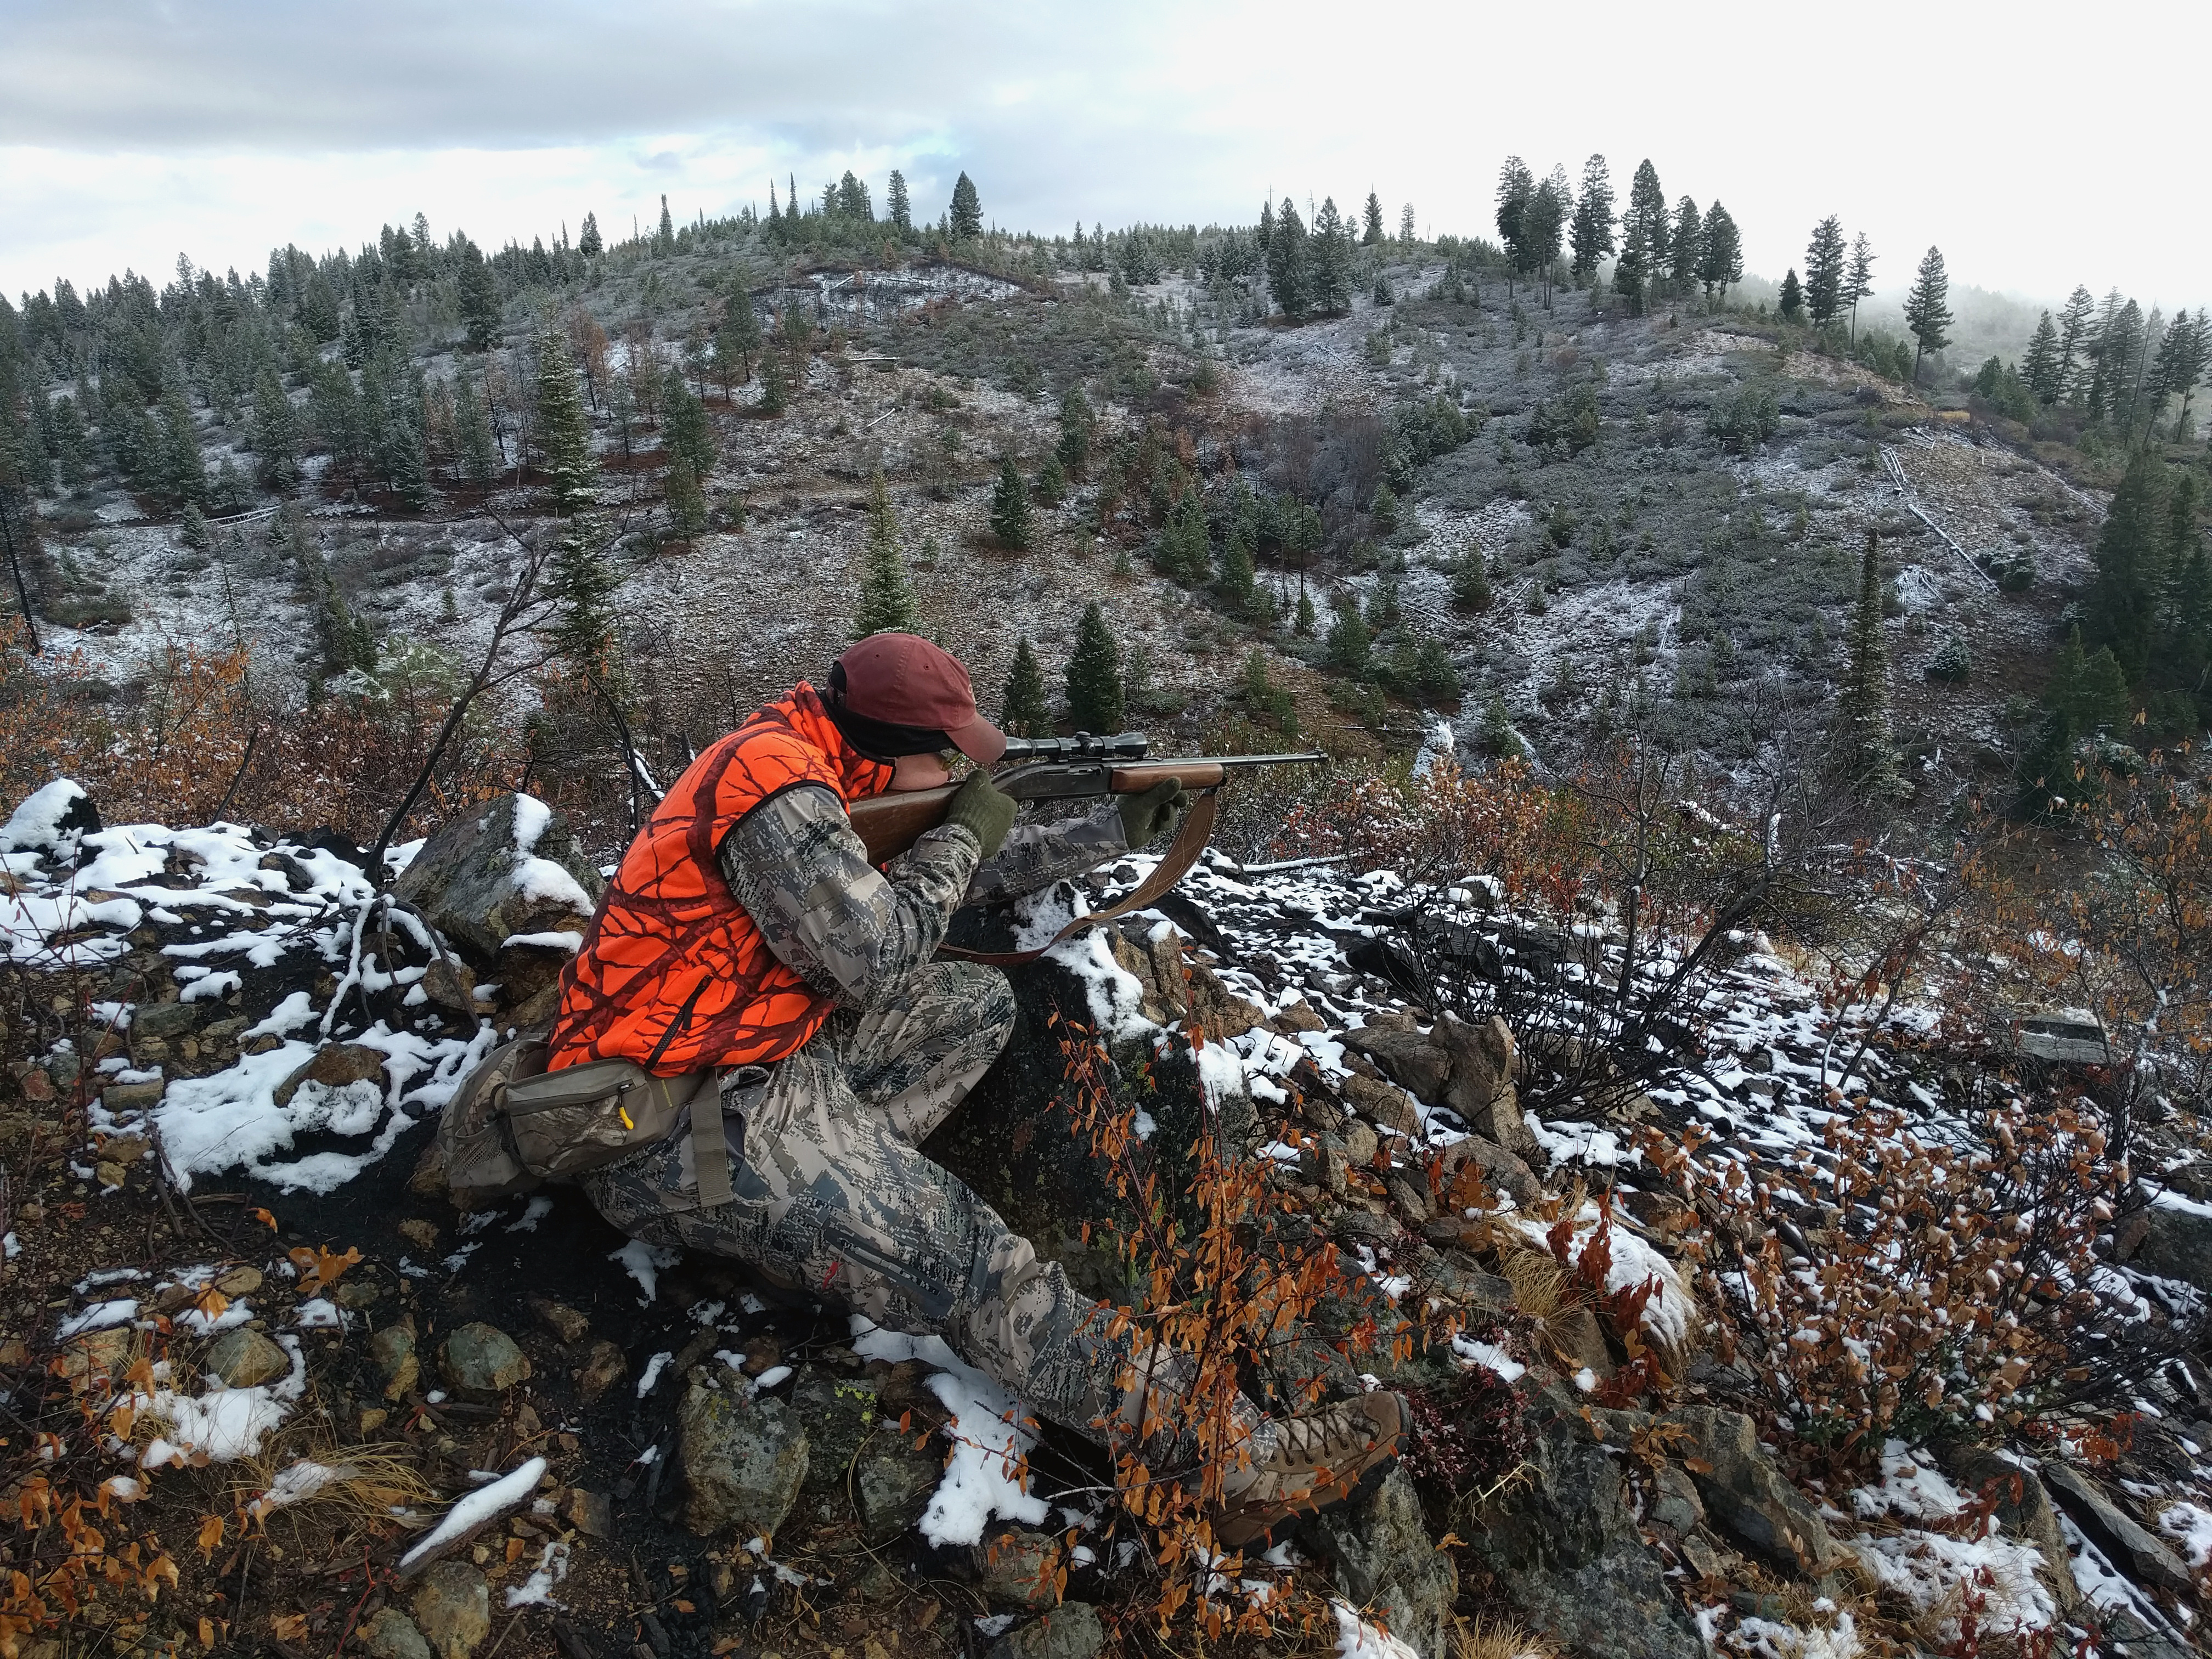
[2,0,2204,315]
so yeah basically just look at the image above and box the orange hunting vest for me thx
[545,684,891,1076]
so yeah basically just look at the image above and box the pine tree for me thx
[1804,216,1847,329]
[1036,450,1066,505]
[578,211,602,257]
[2055,286,2096,401]
[1616,160,1669,315]
[758,350,787,415]
[1370,479,1399,534]
[1267,197,1311,318]
[250,369,299,490]
[2153,308,2208,439]
[656,194,676,251]
[836,171,872,222]
[1668,199,1703,301]
[1778,268,1804,323]
[1903,247,1953,384]
[714,300,761,393]
[1159,488,1209,583]
[1355,191,1381,247]
[550,516,618,673]
[1056,386,1093,476]
[1493,157,1534,293]
[1295,591,1316,634]
[179,501,210,550]
[1698,204,1743,308]
[665,453,708,539]
[1325,602,1372,675]
[1002,636,1050,736]
[1311,197,1352,314]
[1846,233,1876,343]
[853,471,917,636]
[949,173,983,240]
[1398,202,1418,246]
[535,328,597,516]
[156,388,207,505]
[1065,601,1125,733]
[2085,447,2166,680]
[1831,530,1899,798]
[659,366,715,477]
[458,242,501,351]
[2023,312,2063,403]
[989,457,1032,549]
[454,369,496,486]
[1569,155,1616,285]
[1523,168,1568,305]
[1216,521,1257,613]
[888,170,911,232]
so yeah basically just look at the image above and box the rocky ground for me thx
[5,762,2210,1659]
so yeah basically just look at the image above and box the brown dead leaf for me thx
[196,1514,225,1559]
[271,1612,308,1642]
[287,1245,363,1293]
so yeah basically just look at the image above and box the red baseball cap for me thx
[834,634,1008,765]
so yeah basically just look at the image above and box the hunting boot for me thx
[1209,1390,1408,1550]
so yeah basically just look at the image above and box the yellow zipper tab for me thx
[619,1107,635,1130]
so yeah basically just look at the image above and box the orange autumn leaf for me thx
[195,1514,224,1559]
[287,1245,362,1293]
[271,1612,308,1642]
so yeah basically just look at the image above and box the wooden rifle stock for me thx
[845,752,1318,866]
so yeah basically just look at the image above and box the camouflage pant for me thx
[583,960,1133,1441]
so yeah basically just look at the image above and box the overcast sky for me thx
[3,0,2203,317]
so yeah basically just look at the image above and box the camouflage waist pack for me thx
[433,1035,732,1210]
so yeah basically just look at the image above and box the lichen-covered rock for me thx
[1661,1405,1840,1576]
[274,1042,387,1108]
[205,1328,291,1389]
[361,1609,433,1659]
[676,1374,808,1539]
[370,1325,419,1401]
[1458,1386,1708,1659]
[855,1439,940,1544]
[984,1603,1105,1659]
[2131,1200,2212,1296]
[391,793,601,966]
[1300,1466,1458,1659]
[790,1367,881,1499]
[438,1323,529,1397]
[978,1528,1064,1610]
[410,1562,490,1659]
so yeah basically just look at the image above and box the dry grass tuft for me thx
[1453,1613,1561,1659]
[1496,1245,1576,1321]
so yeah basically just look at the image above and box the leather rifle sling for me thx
[938,787,1220,968]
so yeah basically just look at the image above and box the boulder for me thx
[985,1603,1105,1659]
[790,1367,882,1499]
[132,1000,205,1042]
[676,1374,808,1539]
[391,793,602,966]
[1457,1385,1708,1659]
[274,1042,387,1108]
[1436,1133,1541,1206]
[361,1609,434,1659]
[410,1562,490,1659]
[1937,1445,2080,1609]
[1,779,100,857]
[1301,1466,1458,1659]
[854,1438,940,1544]
[2131,1199,2212,1295]
[1344,1024,1452,1104]
[204,1329,291,1389]
[980,1528,1065,1610]
[1343,1073,1421,1137]
[2042,1463,2195,1596]
[438,1323,530,1398]
[1432,1013,1535,1159]
[1661,1406,1841,1576]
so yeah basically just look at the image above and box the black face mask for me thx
[824,662,950,761]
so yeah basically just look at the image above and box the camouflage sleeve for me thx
[718,785,980,1009]
[963,802,1130,906]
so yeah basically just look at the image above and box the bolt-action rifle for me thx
[847,732,1325,866]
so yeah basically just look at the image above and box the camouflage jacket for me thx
[716,789,1128,1009]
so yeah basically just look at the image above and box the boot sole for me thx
[1211,1441,1403,1552]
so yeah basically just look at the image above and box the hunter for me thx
[545,632,1403,1545]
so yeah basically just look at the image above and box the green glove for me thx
[1116,780,1186,848]
[945,769,1017,859]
